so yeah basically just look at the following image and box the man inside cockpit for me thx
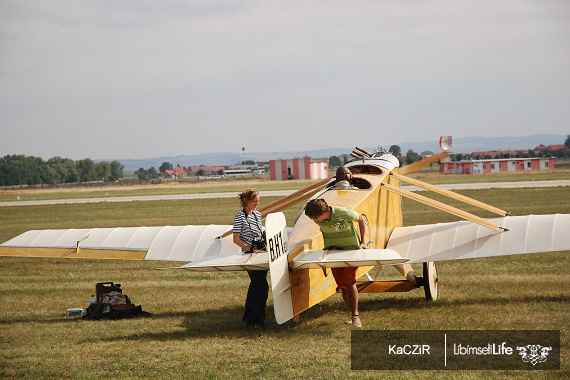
[331,166,358,190]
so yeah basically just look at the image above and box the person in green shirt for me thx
[305,199,368,328]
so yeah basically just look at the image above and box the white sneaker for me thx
[351,315,362,328]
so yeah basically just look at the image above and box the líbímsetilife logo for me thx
[516,344,552,366]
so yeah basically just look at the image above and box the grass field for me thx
[0,186,569,379]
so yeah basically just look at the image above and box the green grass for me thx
[0,187,569,379]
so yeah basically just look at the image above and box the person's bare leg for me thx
[345,283,358,315]
[341,288,353,324]
[341,288,349,309]
[346,283,362,327]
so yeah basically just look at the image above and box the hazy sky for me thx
[1,1,569,160]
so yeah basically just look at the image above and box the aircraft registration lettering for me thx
[309,275,336,298]
[268,231,288,263]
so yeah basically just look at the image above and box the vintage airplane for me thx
[1,146,569,325]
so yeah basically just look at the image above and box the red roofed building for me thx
[534,144,566,153]
[164,167,188,178]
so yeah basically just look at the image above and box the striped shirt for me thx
[233,210,264,253]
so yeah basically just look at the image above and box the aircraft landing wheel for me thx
[423,262,438,301]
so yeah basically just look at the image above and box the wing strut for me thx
[259,177,331,214]
[391,173,510,217]
[383,184,506,231]
[399,152,448,175]
[259,187,322,217]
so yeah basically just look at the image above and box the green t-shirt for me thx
[315,206,361,250]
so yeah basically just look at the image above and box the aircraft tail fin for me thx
[266,212,294,325]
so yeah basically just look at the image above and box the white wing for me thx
[291,249,408,269]
[167,253,270,271]
[166,249,408,272]
[0,225,240,262]
[387,214,570,263]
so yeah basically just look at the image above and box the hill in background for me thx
[112,134,567,170]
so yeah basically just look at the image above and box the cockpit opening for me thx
[347,165,384,175]
[327,166,372,190]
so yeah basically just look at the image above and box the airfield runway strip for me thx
[1,180,569,207]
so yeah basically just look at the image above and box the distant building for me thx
[270,158,328,180]
[441,157,554,175]
[534,144,566,153]
[163,167,188,178]
[224,163,267,177]
[223,169,251,177]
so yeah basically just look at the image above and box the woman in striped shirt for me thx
[233,188,268,327]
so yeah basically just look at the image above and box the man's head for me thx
[305,199,330,221]
[335,166,353,183]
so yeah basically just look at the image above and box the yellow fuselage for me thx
[287,166,403,316]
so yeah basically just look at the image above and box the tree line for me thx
[134,166,161,180]
[0,155,124,186]
[134,161,176,180]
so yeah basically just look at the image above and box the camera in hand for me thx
[250,237,267,252]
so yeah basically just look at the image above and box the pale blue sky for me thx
[1,1,569,160]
